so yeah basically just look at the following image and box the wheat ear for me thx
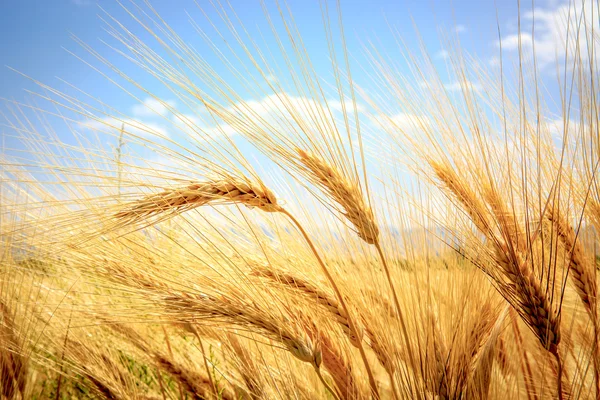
[547,207,599,397]
[115,179,281,226]
[433,163,562,352]
[62,337,127,400]
[298,149,379,244]
[106,321,229,400]
[305,321,365,400]
[482,187,562,353]
[251,266,362,346]
[464,305,509,399]
[430,161,492,234]
[99,260,321,370]
[484,187,565,400]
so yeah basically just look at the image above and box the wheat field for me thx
[1,0,599,399]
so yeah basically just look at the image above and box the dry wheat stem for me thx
[279,208,380,399]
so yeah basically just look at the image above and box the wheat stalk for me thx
[430,161,492,235]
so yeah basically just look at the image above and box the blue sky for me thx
[0,0,539,103]
[0,0,587,167]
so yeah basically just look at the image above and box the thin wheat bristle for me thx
[298,149,379,244]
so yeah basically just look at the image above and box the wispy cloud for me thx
[418,80,482,93]
[454,24,467,33]
[70,0,94,6]
[80,117,170,139]
[499,0,600,69]
[436,49,450,60]
[131,98,177,118]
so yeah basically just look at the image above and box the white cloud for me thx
[370,112,432,138]
[80,117,169,139]
[488,56,501,67]
[418,79,482,93]
[499,0,600,68]
[436,49,450,60]
[443,80,482,92]
[71,0,94,6]
[328,98,365,114]
[131,98,177,118]
[454,24,467,33]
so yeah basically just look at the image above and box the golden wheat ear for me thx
[112,179,281,228]
[297,149,379,244]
